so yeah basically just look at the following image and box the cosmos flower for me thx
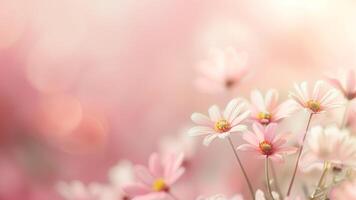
[195,47,248,93]
[249,89,297,125]
[301,125,356,170]
[188,98,250,146]
[289,81,343,114]
[237,123,297,162]
[122,152,185,200]
[326,68,356,100]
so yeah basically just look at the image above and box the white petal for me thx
[209,105,222,121]
[191,113,213,126]
[188,126,215,137]
[251,90,266,111]
[203,134,218,146]
[230,125,247,133]
[223,98,239,120]
[231,110,251,125]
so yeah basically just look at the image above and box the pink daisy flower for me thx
[122,152,185,200]
[237,123,297,162]
[195,47,248,93]
[188,98,250,146]
[289,81,343,114]
[326,68,356,100]
[249,89,297,125]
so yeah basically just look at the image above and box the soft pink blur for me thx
[0,0,355,199]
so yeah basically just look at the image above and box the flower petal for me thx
[122,183,151,196]
[188,126,215,137]
[134,166,154,186]
[191,113,213,126]
[203,134,218,146]
[251,90,266,111]
[149,153,163,177]
[209,105,222,121]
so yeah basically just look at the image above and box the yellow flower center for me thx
[152,178,167,192]
[259,141,273,155]
[214,119,231,133]
[258,112,272,125]
[306,100,321,113]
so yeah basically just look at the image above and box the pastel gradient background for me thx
[0,0,355,199]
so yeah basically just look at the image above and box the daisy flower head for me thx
[122,152,185,200]
[301,125,356,171]
[188,98,250,146]
[237,123,297,162]
[289,81,343,114]
[326,68,356,100]
[250,89,297,125]
[195,47,248,93]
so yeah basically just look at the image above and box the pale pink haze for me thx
[289,81,343,114]
[237,123,297,162]
[326,68,356,100]
[330,179,356,199]
[188,98,250,146]
[249,89,297,125]
[195,47,248,93]
[122,152,185,200]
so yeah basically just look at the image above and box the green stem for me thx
[287,113,314,196]
[227,136,255,200]
[266,157,275,200]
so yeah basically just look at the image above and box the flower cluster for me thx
[56,49,356,200]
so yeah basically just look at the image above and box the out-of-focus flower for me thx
[301,125,356,170]
[108,160,134,188]
[122,152,185,200]
[57,181,122,200]
[289,81,343,114]
[326,68,356,100]
[329,178,356,199]
[159,131,197,160]
[195,47,248,93]
[188,98,250,146]
[237,123,297,162]
[249,89,297,125]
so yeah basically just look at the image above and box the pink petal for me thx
[265,123,277,142]
[269,154,284,163]
[203,134,218,146]
[134,166,154,186]
[346,69,356,94]
[289,93,305,108]
[164,153,184,178]
[208,105,222,121]
[312,81,323,100]
[265,89,279,111]
[122,183,151,196]
[188,126,215,137]
[236,144,259,152]
[149,153,163,178]
[251,90,266,111]
[326,77,345,93]
[272,100,297,121]
[276,146,298,155]
[252,123,264,141]
[133,192,168,200]
[166,168,185,185]
[191,113,213,126]
[242,131,259,146]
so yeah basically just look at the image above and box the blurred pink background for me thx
[1,0,356,199]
